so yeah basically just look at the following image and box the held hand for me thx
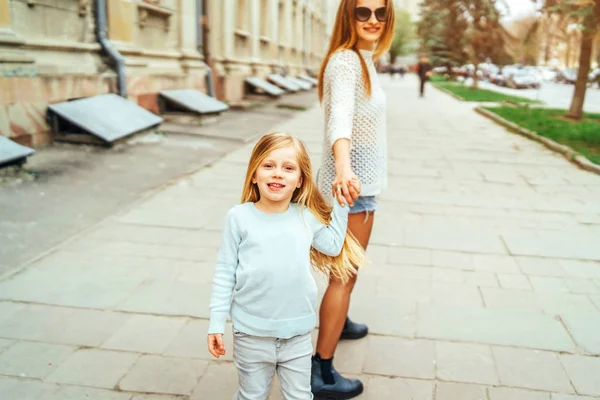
[207,334,226,358]
[332,167,360,207]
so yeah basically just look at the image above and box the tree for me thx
[389,9,416,65]
[463,0,513,88]
[418,0,468,79]
[532,0,600,120]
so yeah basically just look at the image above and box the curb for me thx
[432,83,465,101]
[475,107,600,176]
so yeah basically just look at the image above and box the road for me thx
[479,80,600,112]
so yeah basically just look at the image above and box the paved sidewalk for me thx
[1,75,599,400]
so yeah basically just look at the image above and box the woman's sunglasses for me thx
[354,7,387,23]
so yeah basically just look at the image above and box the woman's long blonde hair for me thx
[241,132,366,282]
[318,0,396,101]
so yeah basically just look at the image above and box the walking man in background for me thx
[417,56,432,97]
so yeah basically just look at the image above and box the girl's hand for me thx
[207,334,226,358]
[332,166,360,207]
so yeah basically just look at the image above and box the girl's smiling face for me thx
[252,145,303,210]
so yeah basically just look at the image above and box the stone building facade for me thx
[0,0,337,148]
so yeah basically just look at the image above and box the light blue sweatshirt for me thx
[208,200,349,338]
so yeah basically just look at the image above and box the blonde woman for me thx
[313,0,395,398]
[208,133,365,399]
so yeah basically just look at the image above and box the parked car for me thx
[539,67,558,82]
[556,68,578,84]
[588,68,600,88]
[505,69,541,89]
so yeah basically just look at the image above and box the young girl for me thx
[207,132,365,399]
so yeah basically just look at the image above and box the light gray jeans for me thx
[232,329,313,400]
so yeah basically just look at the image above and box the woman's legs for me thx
[315,211,374,358]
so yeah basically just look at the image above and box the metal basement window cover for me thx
[0,137,35,167]
[299,74,318,85]
[268,74,301,92]
[47,94,163,143]
[288,77,312,90]
[159,89,229,115]
[245,77,285,96]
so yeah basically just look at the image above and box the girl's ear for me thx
[297,176,303,188]
[252,174,257,184]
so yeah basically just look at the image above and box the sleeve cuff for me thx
[208,313,227,334]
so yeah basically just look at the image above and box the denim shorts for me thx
[349,196,378,214]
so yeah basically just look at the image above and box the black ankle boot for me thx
[311,355,364,399]
[340,317,368,340]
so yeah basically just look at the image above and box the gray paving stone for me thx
[481,288,599,314]
[388,247,431,266]
[429,281,485,308]
[119,355,208,395]
[432,267,464,283]
[564,278,600,294]
[559,260,600,279]
[404,227,506,254]
[0,304,74,342]
[116,280,211,318]
[431,250,473,270]
[45,385,133,400]
[503,231,600,261]
[132,395,183,400]
[529,277,570,293]
[46,349,139,389]
[493,347,574,393]
[0,377,58,400]
[489,387,551,400]
[190,361,238,400]
[497,274,532,290]
[435,342,498,385]
[516,257,568,277]
[0,302,27,325]
[347,297,415,337]
[101,315,187,354]
[47,309,131,347]
[473,254,520,274]
[373,264,433,281]
[417,305,575,352]
[333,337,368,375]
[365,376,433,400]
[561,313,600,355]
[363,336,434,379]
[463,271,499,288]
[0,341,76,379]
[435,382,488,400]
[551,395,598,400]
[0,338,15,354]
[560,354,600,396]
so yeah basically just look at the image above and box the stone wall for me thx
[0,0,335,147]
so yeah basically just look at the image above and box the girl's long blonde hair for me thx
[241,132,366,282]
[318,0,396,101]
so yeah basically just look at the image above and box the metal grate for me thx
[47,94,163,144]
[0,137,35,167]
[159,89,229,115]
[245,77,285,96]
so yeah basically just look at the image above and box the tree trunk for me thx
[566,31,594,120]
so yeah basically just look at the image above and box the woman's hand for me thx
[207,334,226,358]
[332,166,360,207]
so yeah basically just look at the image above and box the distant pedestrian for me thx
[417,56,433,97]
[207,132,365,400]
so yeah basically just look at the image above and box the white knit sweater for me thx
[317,49,387,197]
